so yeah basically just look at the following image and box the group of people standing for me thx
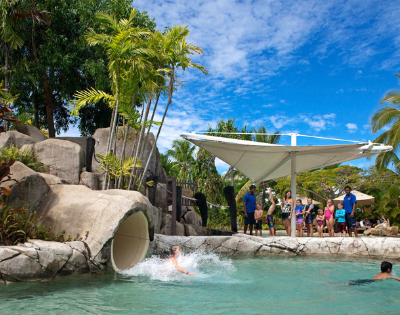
[243,185,358,237]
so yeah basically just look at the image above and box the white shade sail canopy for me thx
[181,133,393,185]
[333,190,375,206]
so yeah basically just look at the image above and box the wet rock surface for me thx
[0,240,94,282]
[149,234,400,260]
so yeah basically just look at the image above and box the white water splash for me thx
[120,251,235,282]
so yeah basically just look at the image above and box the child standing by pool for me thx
[335,203,346,237]
[304,197,314,237]
[295,199,305,237]
[316,209,325,237]
[266,188,277,236]
[254,203,263,237]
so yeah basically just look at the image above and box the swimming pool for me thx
[0,254,399,314]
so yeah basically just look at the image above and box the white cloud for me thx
[346,123,358,133]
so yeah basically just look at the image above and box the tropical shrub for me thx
[0,203,65,245]
[0,144,44,172]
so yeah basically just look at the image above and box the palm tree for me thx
[254,126,281,144]
[160,153,179,177]
[378,185,400,225]
[137,26,207,190]
[70,9,154,189]
[371,73,400,171]
[167,139,195,180]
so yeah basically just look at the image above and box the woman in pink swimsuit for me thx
[325,199,335,237]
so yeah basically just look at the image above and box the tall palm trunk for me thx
[102,100,119,190]
[137,69,175,191]
[117,90,137,188]
[128,96,152,190]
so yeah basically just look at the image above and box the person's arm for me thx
[351,196,357,218]
[171,258,196,275]
[243,199,248,217]
[388,275,400,281]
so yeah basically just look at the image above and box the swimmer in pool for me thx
[372,261,400,281]
[167,245,196,275]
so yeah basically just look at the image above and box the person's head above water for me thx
[381,261,393,273]
[170,245,182,257]
[249,185,256,194]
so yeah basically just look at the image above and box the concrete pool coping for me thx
[148,234,400,261]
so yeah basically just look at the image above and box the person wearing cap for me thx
[243,185,257,235]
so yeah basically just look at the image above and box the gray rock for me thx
[92,127,166,184]
[7,245,38,260]
[57,136,89,157]
[20,143,34,153]
[0,248,20,262]
[160,213,185,236]
[153,206,163,234]
[2,162,49,212]
[34,139,84,184]
[184,224,198,236]
[80,171,99,190]
[16,125,45,143]
[183,209,202,226]
[38,173,67,185]
[0,131,35,148]
[0,254,50,281]
[155,183,168,211]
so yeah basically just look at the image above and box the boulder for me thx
[20,143,34,153]
[39,173,67,185]
[37,185,154,268]
[155,183,168,211]
[57,136,89,157]
[92,127,167,184]
[153,206,163,234]
[160,213,185,236]
[0,254,51,281]
[34,139,84,184]
[2,161,49,212]
[0,131,35,148]
[80,171,99,190]
[182,209,202,226]
[16,125,45,143]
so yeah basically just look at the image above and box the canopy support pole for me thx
[290,133,297,238]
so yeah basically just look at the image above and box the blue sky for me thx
[65,0,400,174]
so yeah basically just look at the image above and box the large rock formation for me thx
[364,223,399,236]
[91,127,167,184]
[33,139,84,184]
[15,125,45,143]
[149,234,400,260]
[2,162,50,212]
[0,240,92,282]
[0,131,35,148]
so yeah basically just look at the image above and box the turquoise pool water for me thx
[0,253,399,314]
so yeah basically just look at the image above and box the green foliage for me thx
[160,153,179,177]
[0,203,65,246]
[0,144,43,172]
[370,73,400,171]
[97,152,141,180]
[166,140,195,180]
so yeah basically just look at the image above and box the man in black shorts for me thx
[243,185,257,235]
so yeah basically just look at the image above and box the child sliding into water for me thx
[316,209,325,238]
[295,199,305,237]
[167,245,196,275]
